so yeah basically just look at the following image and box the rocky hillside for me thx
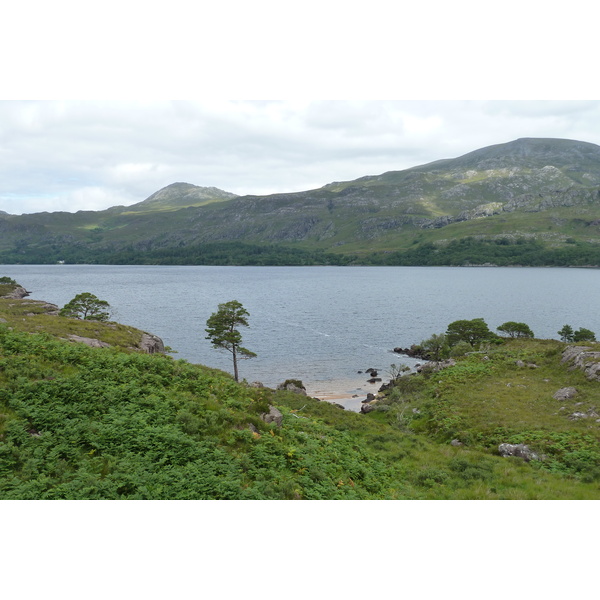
[2,137,600,264]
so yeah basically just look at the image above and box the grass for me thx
[2,284,600,499]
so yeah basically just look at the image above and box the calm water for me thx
[2,265,599,410]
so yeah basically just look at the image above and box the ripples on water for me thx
[3,265,599,411]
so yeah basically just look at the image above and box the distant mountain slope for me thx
[2,138,600,265]
[122,182,238,213]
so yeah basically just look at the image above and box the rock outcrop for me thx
[68,335,111,348]
[2,286,30,299]
[498,443,539,462]
[277,380,307,395]
[260,405,284,427]
[553,387,578,401]
[139,333,165,354]
[561,346,600,381]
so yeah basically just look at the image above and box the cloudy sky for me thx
[3,100,600,215]
[2,1,598,216]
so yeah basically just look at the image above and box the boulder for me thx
[568,408,599,421]
[553,387,578,401]
[498,443,539,462]
[139,333,165,354]
[67,335,111,348]
[277,380,307,395]
[360,403,375,414]
[260,405,283,427]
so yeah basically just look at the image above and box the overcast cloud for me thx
[2,100,600,215]
[2,2,599,216]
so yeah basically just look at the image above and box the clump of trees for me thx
[410,317,597,363]
[205,300,256,382]
[558,325,596,343]
[59,292,111,321]
[497,321,534,338]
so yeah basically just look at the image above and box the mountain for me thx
[122,182,238,213]
[2,138,600,265]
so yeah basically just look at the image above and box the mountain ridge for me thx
[2,137,600,265]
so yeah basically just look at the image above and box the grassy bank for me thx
[1,284,599,499]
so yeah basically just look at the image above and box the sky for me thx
[2,1,599,217]
[3,99,600,215]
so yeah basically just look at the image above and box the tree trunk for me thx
[232,347,239,382]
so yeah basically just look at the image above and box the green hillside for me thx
[2,281,599,499]
[2,137,600,265]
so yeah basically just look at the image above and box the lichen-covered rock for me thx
[561,346,600,381]
[553,387,578,401]
[498,443,539,462]
[277,380,307,395]
[416,358,456,374]
[68,335,111,348]
[139,333,165,354]
[2,285,30,299]
[260,405,283,427]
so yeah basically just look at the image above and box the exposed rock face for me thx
[498,443,539,462]
[416,359,456,373]
[3,286,30,299]
[68,335,111,348]
[260,405,283,427]
[561,346,600,381]
[277,380,307,395]
[553,387,578,401]
[139,333,165,354]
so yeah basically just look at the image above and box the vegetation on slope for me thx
[1,281,599,499]
[3,138,600,266]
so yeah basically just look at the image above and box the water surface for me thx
[3,265,598,410]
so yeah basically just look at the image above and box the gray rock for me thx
[498,443,539,462]
[260,405,283,427]
[139,333,165,354]
[416,358,456,374]
[568,408,599,420]
[568,412,588,420]
[2,285,30,299]
[561,346,600,381]
[450,439,463,447]
[553,387,578,401]
[277,380,307,395]
[68,335,111,348]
